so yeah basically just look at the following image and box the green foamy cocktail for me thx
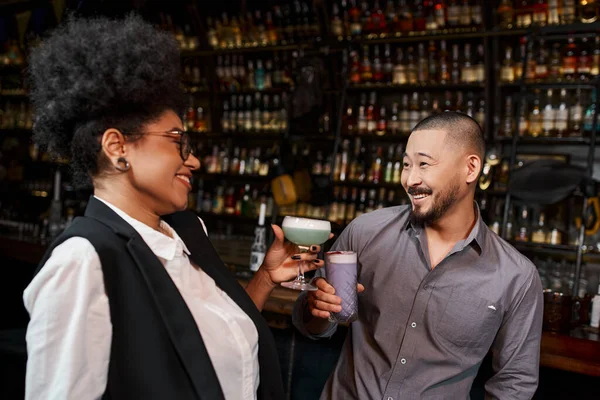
[282,226,331,247]
[281,216,331,291]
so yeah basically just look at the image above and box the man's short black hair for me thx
[411,112,485,160]
[28,13,186,186]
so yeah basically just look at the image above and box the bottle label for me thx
[250,251,265,272]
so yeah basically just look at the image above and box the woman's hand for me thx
[259,224,331,286]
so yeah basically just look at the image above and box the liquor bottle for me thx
[371,146,383,184]
[249,200,267,272]
[529,90,543,136]
[548,42,562,80]
[515,206,530,242]
[329,187,340,222]
[366,92,377,134]
[383,44,394,83]
[459,0,472,27]
[451,44,461,84]
[541,89,556,137]
[388,102,401,135]
[474,44,485,82]
[560,0,576,24]
[496,0,514,28]
[501,96,514,136]
[373,45,384,82]
[461,44,475,83]
[392,48,407,85]
[569,89,584,136]
[417,43,429,83]
[400,94,411,135]
[397,0,414,32]
[408,92,420,131]
[255,59,266,90]
[428,41,438,84]
[350,50,362,84]
[439,40,450,84]
[393,144,404,184]
[338,187,348,225]
[555,89,569,137]
[361,45,373,82]
[376,105,387,136]
[531,211,549,244]
[532,0,548,26]
[384,146,394,183]
[547,0,559,24]
[447,0,461,27]
[577,37,592,81]
[563,37,577,81]
[331,3,344,37]
[592,36,600,77]
[535,40,549,81]
[406,47,418,84]
[346,188,358,222]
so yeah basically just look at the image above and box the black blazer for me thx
[35,196,284,400]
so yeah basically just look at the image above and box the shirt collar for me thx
[405,201,486,256]
[93,195,190,260]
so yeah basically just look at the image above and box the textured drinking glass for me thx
[325,251,358,323]
[281,216,331,291]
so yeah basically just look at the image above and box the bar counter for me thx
[2,237,599,377]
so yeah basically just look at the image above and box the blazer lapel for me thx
[84,197,225,400]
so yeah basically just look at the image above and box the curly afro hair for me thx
[28,13,186,186]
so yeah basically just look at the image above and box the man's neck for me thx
[424,199,477,245]
[94,184,161,231]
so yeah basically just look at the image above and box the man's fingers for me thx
[313,277,336,294]
[311,309,331,319]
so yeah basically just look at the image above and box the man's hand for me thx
[308,277,365,320]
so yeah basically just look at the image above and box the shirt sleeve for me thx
[484,266,544,400]
[292,222,355,339]
[23,237,112,400]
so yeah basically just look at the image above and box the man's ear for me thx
[466,154,481,184]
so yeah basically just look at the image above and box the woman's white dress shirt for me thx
[23,196,260,400]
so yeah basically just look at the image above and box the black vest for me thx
[34,196,284,400]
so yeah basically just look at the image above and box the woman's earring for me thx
[115,157,130,172]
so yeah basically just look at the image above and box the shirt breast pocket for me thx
[436,292,502,349]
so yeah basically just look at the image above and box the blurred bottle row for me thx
[348,40,485,86]
[0,101,33,130]
[343,91,485,136]
[189,181,275,219]
[204,2,321,50]
[330,0,483,38]
[496,0,599,28]
[499,88,599,138]
[499,36,600,83]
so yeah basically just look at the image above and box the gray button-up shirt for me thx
[293,205,543,400]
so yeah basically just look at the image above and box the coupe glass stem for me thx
[296,245,309,283]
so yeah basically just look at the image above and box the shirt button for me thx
[423,284,430,290]
[387,397,393,400]
[401,358,407,364]
[411,322,417,328]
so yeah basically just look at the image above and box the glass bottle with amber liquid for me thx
[529,90,543,137]
[515,207,531,242]
[531,211,549,244]
[361,45,373,83]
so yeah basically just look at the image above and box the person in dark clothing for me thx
[23,13,323,400]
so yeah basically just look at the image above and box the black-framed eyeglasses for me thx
[141,129,194,161]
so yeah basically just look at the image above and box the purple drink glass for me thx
[325,251,358,323]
